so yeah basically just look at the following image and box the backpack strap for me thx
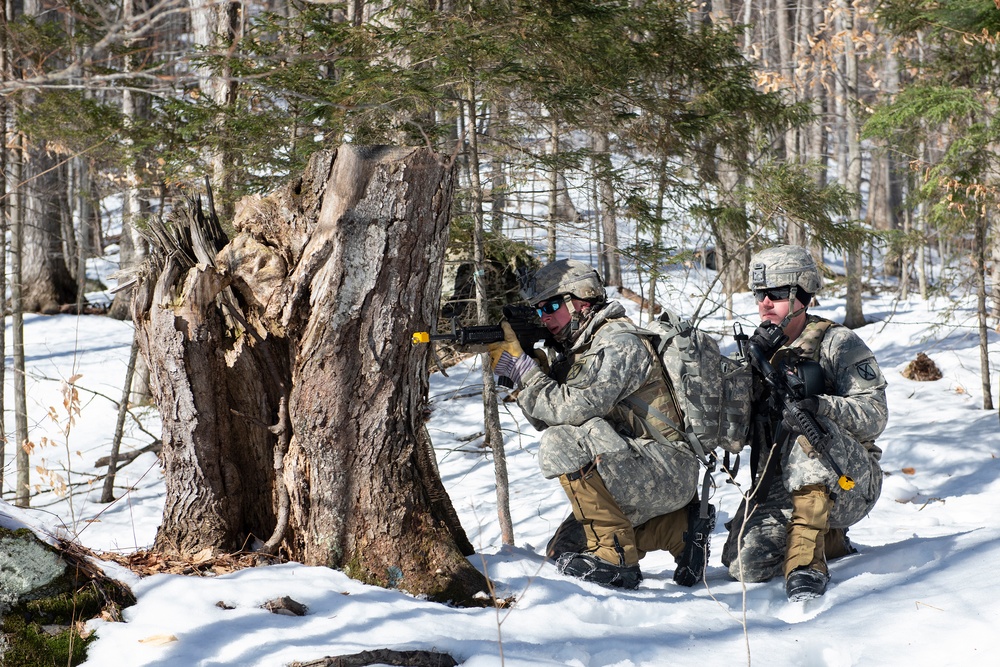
[624,395,716,520]
[618,324,711,462]
[623,322,719,520]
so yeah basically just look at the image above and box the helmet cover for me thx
[749,245,822,295]
[521,259,606,305]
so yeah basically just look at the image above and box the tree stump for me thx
[132,145,487,602]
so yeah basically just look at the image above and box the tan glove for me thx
[487,321,525,371]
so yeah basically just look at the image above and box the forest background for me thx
[1,1,999,664]
[1,0,999,544]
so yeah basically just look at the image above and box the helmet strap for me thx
[563,294,580,333]
[778,285,807,330]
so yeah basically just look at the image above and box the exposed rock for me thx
[1,503,135,666]
[0,528,69,617]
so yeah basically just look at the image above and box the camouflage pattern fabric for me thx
[517,301,699,527]
[723,317,887,583]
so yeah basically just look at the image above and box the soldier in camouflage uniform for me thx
[722,245,888,601]
[487,259,704,589]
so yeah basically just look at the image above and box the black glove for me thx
[781,396,819,436]
[747,322,788,361]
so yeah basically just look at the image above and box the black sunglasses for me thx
[754,286,792,303]
[536,299,563,316]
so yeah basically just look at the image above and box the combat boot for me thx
[556,465,642,589]
[785,567,830,601]
[673,500,717,587]
[556,541,643,590]
[546,513,587,561]
[824,527,858,561]
[784,484,832,601]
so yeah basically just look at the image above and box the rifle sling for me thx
[747,422,790,510]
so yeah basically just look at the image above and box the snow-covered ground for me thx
[3,272,998,666]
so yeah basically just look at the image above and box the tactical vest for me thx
[610,334,684,443]
[789,315,839,361]
[781,315,840,393]
[552,318,683,443]
[751,315,839,478]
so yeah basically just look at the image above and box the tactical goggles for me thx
[536,298,563,317]
[754,286,792,303]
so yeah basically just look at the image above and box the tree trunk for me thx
[974,214,994,411]
[133,145,486,603]
[466,88,514,547]
[488,102,508,235]
[17,1,77,314]
[547,118,559,262]
[190,0,242,221]
[991,206,1000,320]
[806,0,828,193]
[593,131,621,287]
[841,0,866,329]
[0,2,8,495]
[872,34,903,279]
[707,0,749,305]
[109,0,152,324]
[20,142,77,313]
[72,156,93,312]
[11,130,30,507]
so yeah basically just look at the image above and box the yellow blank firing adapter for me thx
[838,475,856,491]
[412,332,431,344]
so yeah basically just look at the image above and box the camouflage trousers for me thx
[538,417,699,527]
[722,415,883,583]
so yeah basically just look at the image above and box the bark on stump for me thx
[132,145,486,603]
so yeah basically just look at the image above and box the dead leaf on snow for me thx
[139,634,178,645]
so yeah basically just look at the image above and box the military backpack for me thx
[626,309,753,463]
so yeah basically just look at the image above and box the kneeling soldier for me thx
[723,245,888,600]
[488,259,711,589]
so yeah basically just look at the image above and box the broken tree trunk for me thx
[131,145,486,602]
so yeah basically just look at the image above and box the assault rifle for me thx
[412,304,555,348]
[745,325,855,493]
[412,305,556,387]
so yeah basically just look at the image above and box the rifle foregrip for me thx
[455,326,505,345]
[791,404,827,446]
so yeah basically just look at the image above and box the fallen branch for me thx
[94,441,162,468]
[289,649,458,667]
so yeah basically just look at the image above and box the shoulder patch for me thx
[854,358,878,382]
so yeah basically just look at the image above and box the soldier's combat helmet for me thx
[521,259,606,306]
[749,245,823,298]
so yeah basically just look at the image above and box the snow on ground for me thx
[3,279,998,666]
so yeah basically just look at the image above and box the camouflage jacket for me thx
[787,315,888,458]
[516,301,682,439]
